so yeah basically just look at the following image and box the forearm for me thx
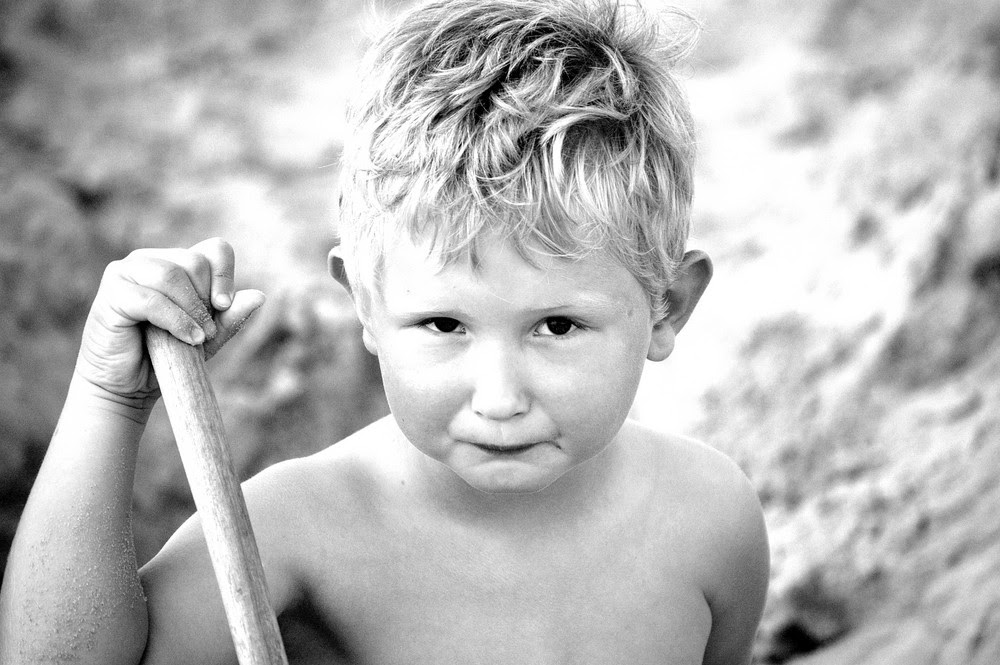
[0,374,151,665]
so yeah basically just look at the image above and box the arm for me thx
[0,376,150,665]
[700,462,771,665]
[0,238,264,664]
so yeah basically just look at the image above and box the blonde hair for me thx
[338,0,698,318]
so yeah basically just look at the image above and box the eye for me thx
[536,316,578,336]
[423,317,464,334]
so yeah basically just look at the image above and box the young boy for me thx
[0,0,769,663]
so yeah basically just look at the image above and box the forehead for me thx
[376,231,649,314]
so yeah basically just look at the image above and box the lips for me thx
[462,439,551,454]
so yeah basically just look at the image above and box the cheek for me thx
[377,349,462,438]
[546,337,648,430]
[591,329,648,390]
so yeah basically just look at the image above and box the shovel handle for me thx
[144,325,288,665]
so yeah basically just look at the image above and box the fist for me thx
[76,237,265,404]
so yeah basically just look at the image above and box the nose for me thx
[468,341,529,421]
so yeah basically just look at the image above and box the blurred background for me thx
[1,0,999,662]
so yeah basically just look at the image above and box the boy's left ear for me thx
[648,250,713,362]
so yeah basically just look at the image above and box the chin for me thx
[458,469,563,495]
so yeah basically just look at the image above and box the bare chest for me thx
[297,519,712,665]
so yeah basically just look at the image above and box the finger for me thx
[203,289,266,359]
[189,237,236,312]
[128,248,213,305]
[123,257,217,340]
[108,283,208,345]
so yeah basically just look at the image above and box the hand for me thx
[75,237,265,407]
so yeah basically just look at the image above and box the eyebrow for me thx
[385,291,624,318]
[533,292,621,312]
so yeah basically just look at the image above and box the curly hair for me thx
[337,0,698,318]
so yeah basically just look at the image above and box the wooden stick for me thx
[144,326,289,665]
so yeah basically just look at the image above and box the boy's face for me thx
[356,232,676,495]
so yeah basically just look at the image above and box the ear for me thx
[361,327,378,356]
[327,246,352,295]
[647,250,713,362]
[328,246,379,356]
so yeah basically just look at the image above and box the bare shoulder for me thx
[135,419,399,664]
[623,420,770,665]
[242,415,403,532]
[630,419,768,575]
[625,420,761,515]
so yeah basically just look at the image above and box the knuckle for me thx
[103,259,123,278]
[125,247,156,261]
[208,237,235,261]
[189,251,211,276]
[159,262,188,287]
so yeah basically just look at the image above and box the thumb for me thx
[203,289,266,359]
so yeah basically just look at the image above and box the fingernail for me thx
[189,327,205,345]
[216,293,232,309]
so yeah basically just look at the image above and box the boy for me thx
[0,0,769,663]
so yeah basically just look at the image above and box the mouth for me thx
[465,440,548,455]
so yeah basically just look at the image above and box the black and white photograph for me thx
[1,0,999,663]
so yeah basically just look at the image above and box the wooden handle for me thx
[144,326,289,665]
